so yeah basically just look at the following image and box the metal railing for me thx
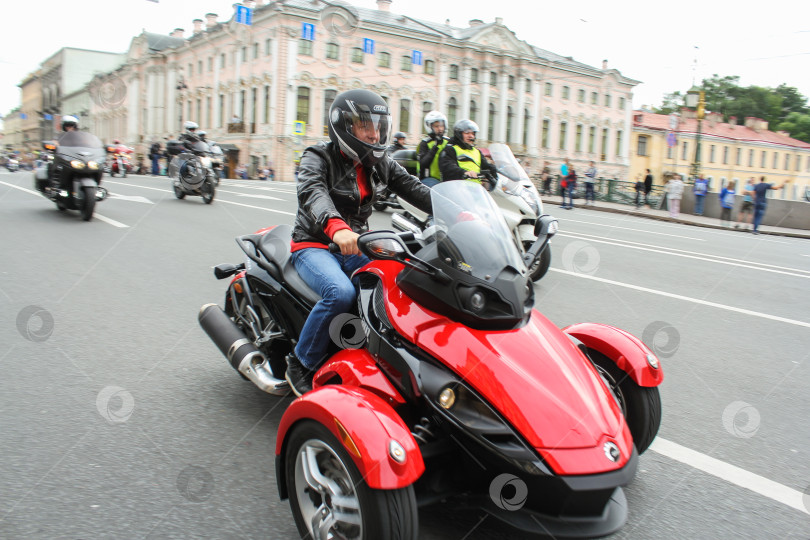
[532,175,667,208]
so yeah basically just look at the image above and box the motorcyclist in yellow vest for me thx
[438,119,497,188]
[416,111,449,187]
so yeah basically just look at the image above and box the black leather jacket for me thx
[292,142,432,244]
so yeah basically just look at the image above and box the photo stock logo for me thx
[722,401,761,439]
[91,74,127,110]
[328,313,367,350]
[560,240,600,275]
[320,2,360,37]
[177,465,214,502]
[96,386,135,424]
[642,321,680,359]
[489,473,528,511]
[16,305,55,342]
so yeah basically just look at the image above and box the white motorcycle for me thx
[391,143,551,281]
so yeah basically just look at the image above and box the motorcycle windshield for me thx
[58,131,103,150]
[191,141,210,154]
[427,181,525,280]
[488,143,531,190]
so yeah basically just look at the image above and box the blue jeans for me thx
[290,248,370,370]
[151,156,160,175]
[694,194,706,215]
[422,177,440,188]
[584,181,595,202]
[753,202,767,232]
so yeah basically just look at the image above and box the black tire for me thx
[588,350,661,455]
[201,180,215,204]
[525,242,552,282]
[174,184,186,199]
[286,420,418,540]
[81,186,96,221]
[55,200,67,212]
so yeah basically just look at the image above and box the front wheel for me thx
[589,350,662,454]
[286,420,418,540]
[373,202,387,211]
[173,184,186,199]
[81,186,96,221]
[201,180,215,204]
[525,242,552,282]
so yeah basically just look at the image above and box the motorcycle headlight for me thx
[87,161,99,170]
[199,157,212,167]
[70,160,86,169]
[520,188,540,216]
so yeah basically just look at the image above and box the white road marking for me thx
[107,194,154,204]
[561,217,706,241]
[558,231,810,279]
[651,438,809,516]
[550,268,810,328]
[0,180,129,228]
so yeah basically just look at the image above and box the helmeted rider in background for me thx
[416,111,449,187]
[387,131,407,154]
[179,121,201,149]
[438,119,497,189]
[50,115,80,190]
[284,89,432,396]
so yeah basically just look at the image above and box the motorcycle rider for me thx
[416,111,449,187]
[387,131,407,153]
[285,89,432,396]
[112,139,127,177]
[49,115,80,191]
[438,119,497,187]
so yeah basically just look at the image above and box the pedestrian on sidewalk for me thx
[540,161,552,195]
[643,169,653,206]
[735,177,755,231]
[584,161,597,205]
[559,159,570,203]
[719,179,736,227]
[693,176,709,215]
[747,176,789,234]
[562,167,577,209]
[634,174,644,208]
[666,174,684,217]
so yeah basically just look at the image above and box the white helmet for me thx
[183,121,199,132]
[424,111,447,136]
[61,115,79,131]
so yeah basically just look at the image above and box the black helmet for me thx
[328,89,392,168]
[61,115,79,131]
[393,131,406,140]
[453,119,479,150]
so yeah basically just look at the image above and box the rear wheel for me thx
[286,421,418,540]
[589,350,661,454]
[81,186,96,221]
[525,241,552,282]
[174,184,186,199]
[201,180,215,204]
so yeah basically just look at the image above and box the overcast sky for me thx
[2,0,808,126]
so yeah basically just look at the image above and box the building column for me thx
[479,68,490,142]
[127,75,141,143]
[460,62,471,121]
[529,76,541,155]
[514,71,526,146]
[437,55,449,114]
[497,70,508,142]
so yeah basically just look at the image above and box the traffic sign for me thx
[235,5,253,25]
[301,22,315,41]
[293,121,306,136]
[363,38,375,55]
[412,50,422,65]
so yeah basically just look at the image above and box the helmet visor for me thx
[342,110,392,147]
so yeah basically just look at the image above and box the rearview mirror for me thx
[358,231,409,261]
[534,215,559,238]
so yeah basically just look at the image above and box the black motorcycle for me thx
[34,134,109,221]
[167,138,216,204]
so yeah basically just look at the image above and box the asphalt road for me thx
[1,171,809,539]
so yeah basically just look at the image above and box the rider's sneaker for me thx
[285,353,314,397]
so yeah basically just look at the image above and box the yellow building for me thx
[19,70,43,152]
[631,110,810,200]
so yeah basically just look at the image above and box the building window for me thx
[785,154,790,170]
[562,86,570,100]
[637,135,648,156]
[736,148,742,166]
[469,100,477,123]
[619,97,626,110]
[253,43,259,59]
[251,88,257,127]
[424,59,435,75]
[544,82,552,97]
[796,154,801,171]
[683,142,689,161]
[206,96,212,127]
[709,145,715,163]
[378,52,390,68]
[422,101,433,117]
[615,130,622,156]
[525,78,532,92]
[240,90,246,120]
[198,60,203,74]
[723,146,729,164]
[399,99,411,133]
[542,119,550,149]
[242,47,247,62]
[196,98,201,124]
[351,47,363,63]
[591,92,598,105]
[208,57,213,71]
[761,151,766,167]
[508,75,515,90]
[488,103,496,141]
[299,39,313,56]
[748,149,754,166]
[523,109,530,146]
[448,97,458,129]
[601,128,609,160]
[265,39,271,55]
[772,152,778,169]
[219,94,224,127]
[588,126,596,153]
[559,122,567,150]
[506,106,514,142]
[401,56,412,71]
[604,94,612,107]
[470,68,478,83]
[296,86,310,124]
[575,124,583,151]
[489,72,497,87]
[263,86,270,124]
[326,42,339,60]
[220,54,226,68]
[188,63,193,76]
[450,64,459,80]
[323,89,336,135]
[577,89,585,103]
[667,146,673,159]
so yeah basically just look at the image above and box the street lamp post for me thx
[685,86,705,181]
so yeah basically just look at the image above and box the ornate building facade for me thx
[88,0,639,180]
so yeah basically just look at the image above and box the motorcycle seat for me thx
[257,225,322,306]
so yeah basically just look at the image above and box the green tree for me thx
[654,92,684,115]
[776,112,810,142]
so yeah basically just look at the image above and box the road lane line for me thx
[558,232,810,278]
[561,218,706,241]
[651,438,809,516]
[549,268,810,328]
[0,180,129,228]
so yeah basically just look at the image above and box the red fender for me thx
[276,385,424,496]
[564,322,664,387]
[314,349,407,408]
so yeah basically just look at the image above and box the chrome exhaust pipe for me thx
[391,212,422,235]
[198,303,289,396]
